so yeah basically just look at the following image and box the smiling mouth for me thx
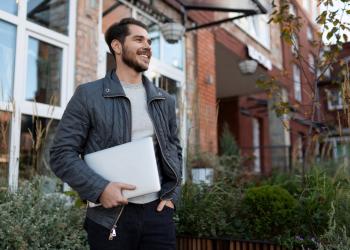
[137,49,151,60]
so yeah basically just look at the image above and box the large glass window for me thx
[19,115,58,180]
[293,64,302,102]
[0,0,18,15]
[233,13,271,49]
[27,0,70,35]
[327,89,343,110]
[158,75,179,106]
[26,37,63,106]
[0,111,11,188]
[0,20,16,102]
[163,39,183,69]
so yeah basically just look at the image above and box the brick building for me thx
[0,0,323,190]
[318,42,350,160]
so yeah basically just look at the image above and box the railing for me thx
[176,236,303,250]
[240,145,292,173]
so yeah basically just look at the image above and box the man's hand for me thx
[99,182,136,208]
[157,199,174,212]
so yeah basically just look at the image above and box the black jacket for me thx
[50,70,182,228]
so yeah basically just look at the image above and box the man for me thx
[50,18,182,250]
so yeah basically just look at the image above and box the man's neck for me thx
[115,64,142,84]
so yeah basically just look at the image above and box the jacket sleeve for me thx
[167,96,183,205]
[49,85,109,202]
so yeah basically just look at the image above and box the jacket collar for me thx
[102,70,165,102]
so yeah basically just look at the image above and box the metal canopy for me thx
[173,0,268,32]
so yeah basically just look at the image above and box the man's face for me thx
[121,24,152,72]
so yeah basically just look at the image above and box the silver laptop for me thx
[84,137,160,204]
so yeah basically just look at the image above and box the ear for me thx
[111,39,122,55]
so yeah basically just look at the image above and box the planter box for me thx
[176,236,303,250]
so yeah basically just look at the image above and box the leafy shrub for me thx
[241,185,298,241]
[175,182,244,238]
[0,177,88,250]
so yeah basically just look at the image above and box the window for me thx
[252,118,261,173]
[0,20,16,102]
[233,13,271,49]
[291,33,299,56]
[335,142,350,159]
[0,0,18,15]
[26,37,63,106]
[307,25,313,41]
[296,133,304,163]
[27,0,70,35]
[0,0,76,190]
[308,54,315,73]
[293,64,302,102]
[318,49,332,79]
[289,4,296,16]
[327,89,343,110]
[0,111,11,188]
[19,115,59,180]
[158,75,180,110]
[162,39,183,69]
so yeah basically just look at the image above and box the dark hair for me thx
[104,17,148,58]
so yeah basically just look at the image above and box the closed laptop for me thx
[84,137,160,201]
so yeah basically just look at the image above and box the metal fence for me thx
[176,236,304,250]
[240,145,292,173]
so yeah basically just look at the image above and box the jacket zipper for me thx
[147,99,179,199]
[108,205,125,240]
[108,96,132,240]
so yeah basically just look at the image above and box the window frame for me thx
[0,0,77,190]
[327,89,343,111]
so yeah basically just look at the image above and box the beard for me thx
[121,44,150,73]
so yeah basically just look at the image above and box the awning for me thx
[176,0,267,13]
[174,0,269,31]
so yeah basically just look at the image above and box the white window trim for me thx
[1,0,77,190]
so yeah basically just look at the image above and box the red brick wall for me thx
[75,0,100,85]
[196,29,218,153]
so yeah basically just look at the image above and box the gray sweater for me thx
[120,81,162,204]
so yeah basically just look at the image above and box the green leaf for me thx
[326,30,334,40]
[343,33,348,42]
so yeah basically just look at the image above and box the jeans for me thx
[84,199,176,250]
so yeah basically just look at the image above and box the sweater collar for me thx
[102,70,165,102]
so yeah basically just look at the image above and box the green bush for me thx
[0,177,88,250]
[241,185,298,241]
[175,181,244,238]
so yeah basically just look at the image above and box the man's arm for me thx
[49,85,109,203]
